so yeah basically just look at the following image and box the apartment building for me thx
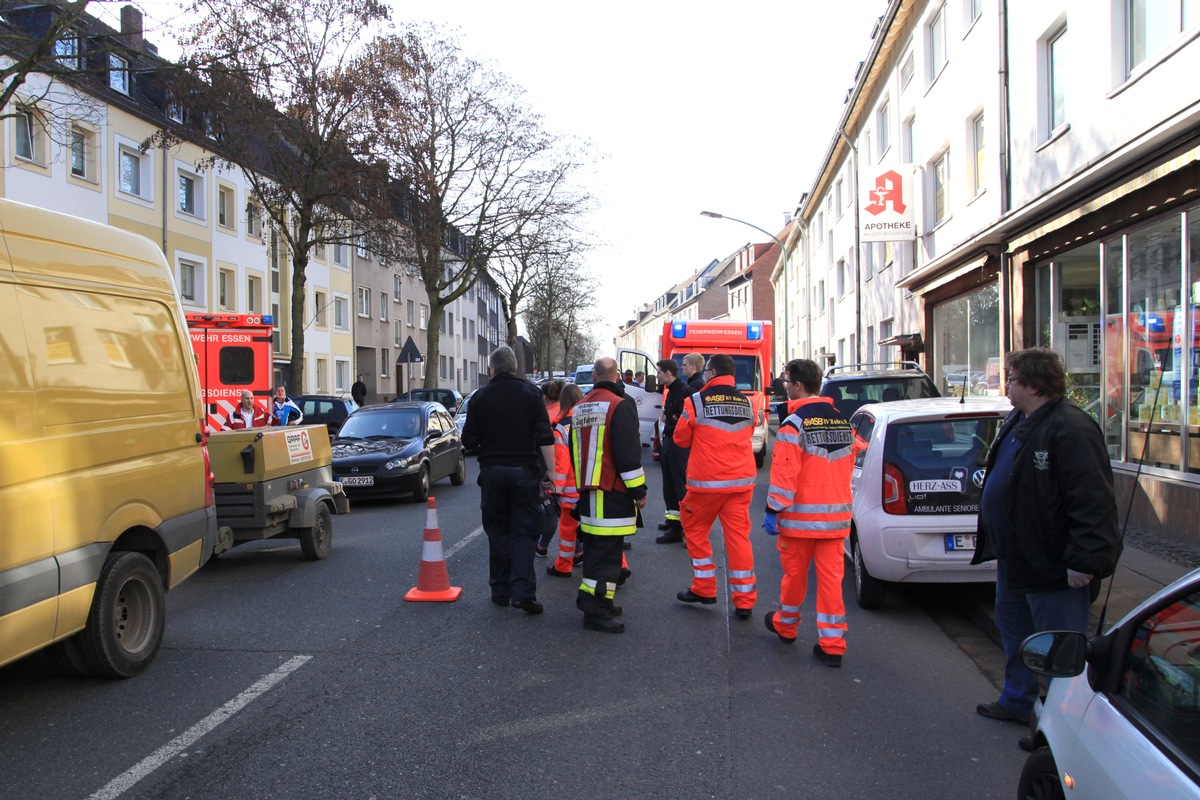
[776,0,1200,541]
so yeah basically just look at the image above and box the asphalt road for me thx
[0,448,1028,799]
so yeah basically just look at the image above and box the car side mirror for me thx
[644,375,657,393]
[1020,630,1088,677]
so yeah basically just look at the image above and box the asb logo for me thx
[864,170,907,215]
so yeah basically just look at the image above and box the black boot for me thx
[583,613,625,633]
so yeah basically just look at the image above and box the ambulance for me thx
[186,313,275,431]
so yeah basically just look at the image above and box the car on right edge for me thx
[1018,567,1200,800]
[846,396,1012,609]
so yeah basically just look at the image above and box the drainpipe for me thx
[999,0,1013,353]
[161,142,169,254]
[837,127,863,364]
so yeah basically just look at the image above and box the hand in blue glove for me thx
[762,511,779,536]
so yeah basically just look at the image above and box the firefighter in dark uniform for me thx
[571,357,647,633]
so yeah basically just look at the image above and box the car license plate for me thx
[945,533,976,551]
[340,476,374,486]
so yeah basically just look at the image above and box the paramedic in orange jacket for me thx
[673,353,758,619]
[547,383,584,577]
[571,357,647,634]
[762,358,854,667]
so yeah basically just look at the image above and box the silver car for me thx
[1019,567,1200,799]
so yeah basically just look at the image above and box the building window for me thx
[314,290,327,327]
[900,51,915,89]
[178,259,203,304]
[440,355,448,379]
[837,258,847,298]
[395,320,403,345]
[931,150,950,225]
[335,360,350,393]
[218,185,235,230]
[877,99,890,158]
[835,180,844,217]
[69,127,93,180]
[108,54,129,94]
[1129,0,1198,72]
[315,358,327,392]
[246,203,261,238]
[393,274,403,301]
[332,242,346,266]
[55,35,80,69]
[178,170,204,217]
[817,280,826,314]
[1048,25,1068,133]
[448,312,454,336]
[902,116,915,163]
[967,0,983,26]
[357,286,371,318]
[928,6,947,82]
[379,291,388,322]
[420,304,429,329]
[816,211,825,245]
[407,299,415,326]
[356,234,369,260]
[118,146,150,197]
[14,108,37,162]
[247,275,260,313]
[381,348,390,378]
[334,296,349,330]
[971,113,985,195]
[218,269,233,309]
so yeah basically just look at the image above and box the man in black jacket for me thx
[972,347,1121,737]
[462,346,556,614]
[655,358,691,544]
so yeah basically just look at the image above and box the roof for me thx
[856,397,1013,418]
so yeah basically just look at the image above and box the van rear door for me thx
[616,348,662,450]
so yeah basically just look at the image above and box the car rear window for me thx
[882,416,1003,515]
[823,376,940,417]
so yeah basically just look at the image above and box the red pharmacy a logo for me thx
[864,170,907,215]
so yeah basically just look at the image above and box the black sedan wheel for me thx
[411,465,431,502]
[450,453,466,485]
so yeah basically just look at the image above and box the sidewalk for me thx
[970,529,1200,644]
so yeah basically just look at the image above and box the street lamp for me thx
[699,210,787,255]
[700,210,790,365]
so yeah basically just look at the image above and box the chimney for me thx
[121,5,144,52]
[783,212,793,225]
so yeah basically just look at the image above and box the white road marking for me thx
[87,655,312,800]
[442,525,484,560]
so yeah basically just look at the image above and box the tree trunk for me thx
[289,249,308,392]
[424,287,443,388]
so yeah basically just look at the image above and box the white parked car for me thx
[847,396,1012,609]
[1018,567,1200,800]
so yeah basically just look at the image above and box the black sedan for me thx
[293,394,359,435]
[331,402,466,501]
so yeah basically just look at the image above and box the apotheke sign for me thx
[860,165,916,242]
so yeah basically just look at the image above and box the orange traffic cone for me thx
[404,497,463,602]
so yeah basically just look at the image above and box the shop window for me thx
[931,281,1000,397]
[1188,211,1200,474]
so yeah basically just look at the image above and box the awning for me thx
[879,332,924,352]
[897,252,994,294]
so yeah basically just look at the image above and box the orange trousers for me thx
[775,537,847,654]
[679,489,756,609]
[552,505,580,573]
[552,504,627,573]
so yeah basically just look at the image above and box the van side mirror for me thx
[644,375,657,393]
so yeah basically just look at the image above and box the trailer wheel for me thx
[298,504,333,561]
[77,551,166,678]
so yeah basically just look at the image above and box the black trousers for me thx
[478,464,542,603]
[660,435,689,527]
[576,533,624,617]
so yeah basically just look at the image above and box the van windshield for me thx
[575,369,593,385]
[669,355,760,392]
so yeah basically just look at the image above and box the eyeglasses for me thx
[703,368,715,375]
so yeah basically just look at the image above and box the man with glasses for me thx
[673,354,758,620]
[972,347,1121,748]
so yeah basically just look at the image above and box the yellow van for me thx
[0,199,216,678]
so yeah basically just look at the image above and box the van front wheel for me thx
[79,551,166,679]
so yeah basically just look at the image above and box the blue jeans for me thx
[994,559,1090,715]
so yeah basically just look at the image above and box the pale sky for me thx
[128,0,887,342]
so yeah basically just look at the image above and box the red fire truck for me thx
[186,313,274,431]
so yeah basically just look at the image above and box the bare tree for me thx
[524,257,598,376]
[0,0,94,114]
[162,0,399,390]
[373,25,589,388]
